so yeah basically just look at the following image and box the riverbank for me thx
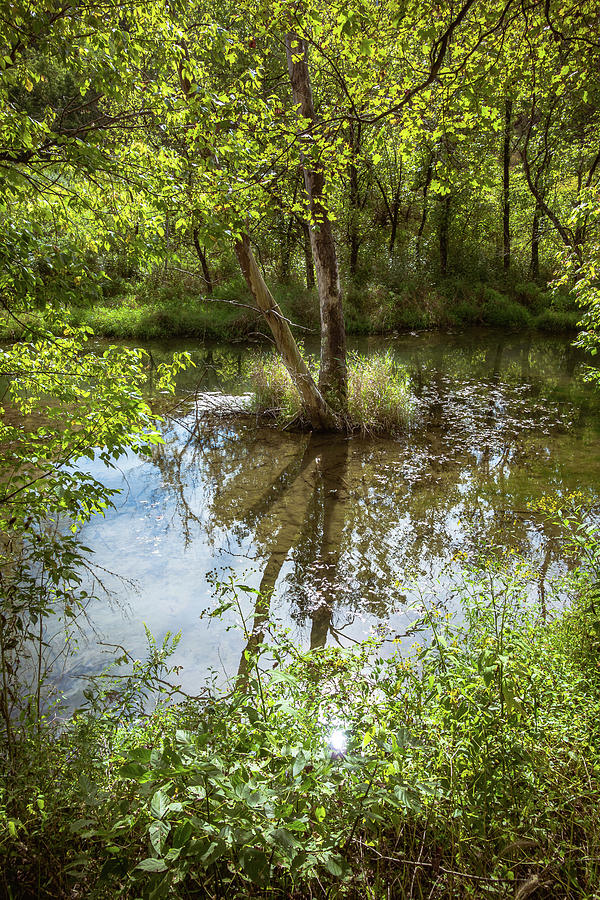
[3,534,600,899]
[0,276,581,342]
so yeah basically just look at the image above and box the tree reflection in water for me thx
[147,332,600,664]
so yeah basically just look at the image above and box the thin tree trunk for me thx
[301,219,315,289]
[286,32,347,408]
[416,161,433,263]
[389,179,401,255]
[502,98,512,273]
[439,195,451,277]
[348,125,362,277]
[234,234,338,430]
[192,228,213,293]
[530,199,542,279]
[280,212,294,284]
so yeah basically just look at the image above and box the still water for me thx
[58,329,600,703]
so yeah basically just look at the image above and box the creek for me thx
[56,328,600,704]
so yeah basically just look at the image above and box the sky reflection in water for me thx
[58,329,600,703]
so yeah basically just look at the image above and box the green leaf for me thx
[119,761,146,780]
[323,854,346,876]
[149,819,170,855]
[151,789,169,819]
[137,857,168,873]
[240,848,269,884]
[270,827,301,851]
[293,752,307,777]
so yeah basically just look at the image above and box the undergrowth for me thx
[0,277,580,343]
[2,532,600,898]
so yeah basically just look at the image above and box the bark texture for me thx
[301,219,315,289]
[234,234,338,431]
[439,195,451,277]
[285,32,347,408]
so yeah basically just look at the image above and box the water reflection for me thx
[62,330,600,700]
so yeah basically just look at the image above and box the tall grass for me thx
[250,349,416,435]
[347,350,415,435]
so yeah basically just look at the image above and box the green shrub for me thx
[70,301,255,341]
[447,299,480,325]
[4,545,600,899]
[535,308,581,332]
[273,283,320,329]
[482,288,532,328]
[513,280,546,313]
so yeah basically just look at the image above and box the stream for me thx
[55,328,600,704]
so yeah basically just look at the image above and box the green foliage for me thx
[3,538,600,898]
[535,308,581,333]
[447,298,480,326]
[0,323,192,766]
[481,289,533,329]
[72,302,253,342]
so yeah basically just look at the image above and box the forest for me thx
[1,0,600,897]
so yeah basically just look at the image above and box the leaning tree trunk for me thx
[234,234,338,430]
[285,32,347,409]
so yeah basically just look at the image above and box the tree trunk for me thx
[416,160,433,264]
[530,199,542,279]
[279,211,294,284]
[285,32,347,409]
[348,126,362,277]
[234,234,338,430]
[389,180,401,255]
[192,228,213,293]
[349,225,360,278]
[502,98,512,273]
[439,195,451,277]
[301,219,315,289]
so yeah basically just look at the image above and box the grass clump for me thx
[347,350,415,435]
[250,350,416,434]
[535,308,581,332]
[249,352,304,421]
